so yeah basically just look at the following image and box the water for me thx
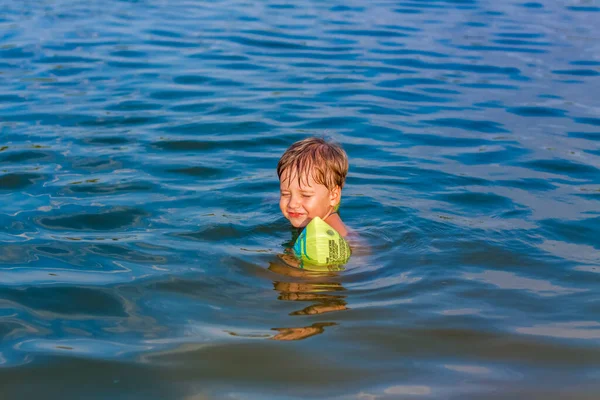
[1,0,599,398]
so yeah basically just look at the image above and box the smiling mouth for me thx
[288,212,303,218]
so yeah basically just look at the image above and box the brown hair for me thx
[277,137,348,190]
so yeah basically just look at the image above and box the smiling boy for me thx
[277,137,349,237]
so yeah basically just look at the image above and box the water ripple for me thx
[36,208,148,231]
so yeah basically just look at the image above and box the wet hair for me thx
[277,137,348,190]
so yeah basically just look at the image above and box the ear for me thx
[329,186,341,207]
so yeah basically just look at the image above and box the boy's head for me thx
[277,137,348,228]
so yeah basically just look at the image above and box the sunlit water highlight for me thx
[1,0,599,399]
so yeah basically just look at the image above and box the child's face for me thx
[279,168,340,228]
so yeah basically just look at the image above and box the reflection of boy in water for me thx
[278,137,349,237]
[268,261,348,341]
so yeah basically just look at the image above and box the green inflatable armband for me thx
[293,217,351,266]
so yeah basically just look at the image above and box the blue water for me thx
[1,0,600,398]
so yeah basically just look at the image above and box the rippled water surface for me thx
[1,0,600,398]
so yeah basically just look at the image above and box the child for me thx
[277,137,349,237]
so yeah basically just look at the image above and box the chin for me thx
[288,217,309,228]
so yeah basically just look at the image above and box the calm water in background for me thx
[1,0,600,398]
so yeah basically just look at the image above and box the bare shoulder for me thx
[324,213,348,237]
[324,214,371,255]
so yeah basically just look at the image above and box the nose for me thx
[288,194,301,209]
